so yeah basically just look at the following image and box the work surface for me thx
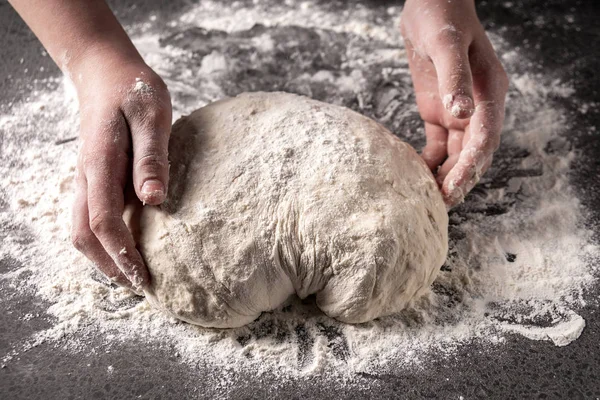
[1,0,600,398]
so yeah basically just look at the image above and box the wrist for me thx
[405,0,474,7]
[401,0,481,38]
[69,42,145,88]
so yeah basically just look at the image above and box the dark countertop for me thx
[1,1,599,398]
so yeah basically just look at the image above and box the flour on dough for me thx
[134,92,448,328]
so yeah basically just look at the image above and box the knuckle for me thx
[144,72,169,93]
[89,212,120,236]
[433,27,465,48]
[71,230,93,252]
[136,152,168,172]
[129,76,170,109]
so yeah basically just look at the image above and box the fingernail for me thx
[445,94,474,119]
[141,179,165,201]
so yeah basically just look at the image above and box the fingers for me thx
[71,182,131,288]
[69,67,171,290]
[429,28,475,119]
[82,114,151,291]
[421,122,448,172]
[125,78,172,205]
[441,43,508,207]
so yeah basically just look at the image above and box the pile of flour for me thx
[1,0,598,380]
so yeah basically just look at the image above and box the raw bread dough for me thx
[136,92,448,328]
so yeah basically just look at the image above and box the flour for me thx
[133,77,153,94]
[0,0,598,385]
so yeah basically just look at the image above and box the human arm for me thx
[400,0,509,207]
[8,0,172,290]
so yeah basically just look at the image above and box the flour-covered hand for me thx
[400,0,508,207]
[70,50,172,290]
[7,0,173,290]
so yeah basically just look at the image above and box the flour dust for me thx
[0,0,598,383]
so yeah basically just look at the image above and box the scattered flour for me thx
[0,0,598,384]
[133,77,153,94]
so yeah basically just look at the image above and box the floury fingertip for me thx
[141,179,166,203]
[443,94,475,119]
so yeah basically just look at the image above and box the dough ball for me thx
[136,92,448,328]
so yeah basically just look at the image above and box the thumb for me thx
[430,36,475,119]
[129,105,172,206]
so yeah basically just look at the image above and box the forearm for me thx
[404,0,475,9]
[8,0,142,75]
[402,0,479,37]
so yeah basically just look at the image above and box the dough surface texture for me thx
[138,92,448,328]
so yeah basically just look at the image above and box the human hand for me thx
[400,0,508,207]
[70,49,172,291]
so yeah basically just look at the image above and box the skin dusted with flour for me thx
[131,92,448,328]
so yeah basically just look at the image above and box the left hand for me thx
[70,48,172,291]
[400,0,509,207]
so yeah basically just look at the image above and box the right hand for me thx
[70,49,172,291]
[400,0,508,207]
